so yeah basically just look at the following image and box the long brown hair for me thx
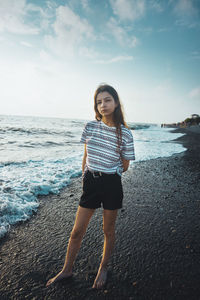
[94,84,128,154]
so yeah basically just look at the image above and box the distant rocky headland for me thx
[161,113,200,128]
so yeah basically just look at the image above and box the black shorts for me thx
[79,170,123,210]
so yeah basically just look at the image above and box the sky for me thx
[0,0,200,124]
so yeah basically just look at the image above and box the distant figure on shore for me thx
[46,84,135,289]
[161,114,200,129]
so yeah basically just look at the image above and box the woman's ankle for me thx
[99,263,108,270]
[61,267,73,275]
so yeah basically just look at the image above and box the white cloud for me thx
[149,0,164,13]
[191,51,200,60]
[175,18,200,28]
[157,27,171,32]
[95,55,133,64]
[189,87,200,98]
[45,5,95,58]
[153,79,172,95]
[107,17,139,47]
[20,41,33,47]
[110,0,146,21]
[39,50,52,62]
[79,47,99,59]
[80,0,91,13]
[0,0,41,34]
[172,0,198,17]
[130,36,139,47]
[170,0,200,28]
[139,26,153,34]
[0,56,95,119]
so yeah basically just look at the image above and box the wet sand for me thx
[0,127,200,300]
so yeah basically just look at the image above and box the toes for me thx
[98,280,105,289]
[92,279,105,289]
[46,279,52,287]
[97,280,101,289]
[92,281,97,289]
[92,268,107,289]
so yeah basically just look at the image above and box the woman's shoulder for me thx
[121,124,134,139]
[84,120,99,129]
[85,120,99,125]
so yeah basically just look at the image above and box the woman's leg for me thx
[46,206,95,286]
[92,209,118,289]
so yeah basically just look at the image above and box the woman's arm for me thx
[82,144,87,174]
[122,158,130,172]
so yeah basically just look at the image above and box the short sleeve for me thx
[121,130,135,160]
[80,123,88,144]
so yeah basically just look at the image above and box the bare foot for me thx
[46,270,72,287]
[92,266,107,289]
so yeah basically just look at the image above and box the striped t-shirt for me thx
[80,120,135,175]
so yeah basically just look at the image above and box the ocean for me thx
[0,115,186,238]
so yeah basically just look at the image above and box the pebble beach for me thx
[0,126,200,300]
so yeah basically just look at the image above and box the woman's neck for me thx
[101,116,115,127]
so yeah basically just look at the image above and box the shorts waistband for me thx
[88,170,116,178]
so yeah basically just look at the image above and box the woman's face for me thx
[96,91,117,117]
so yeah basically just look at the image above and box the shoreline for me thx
[1,127,200,299]
[0,125,186,241]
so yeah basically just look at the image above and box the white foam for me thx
[133,127,186,162]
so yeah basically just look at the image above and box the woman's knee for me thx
[103,226,115,238]
[70,228,85,241]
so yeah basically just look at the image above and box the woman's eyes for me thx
[97,99,111,104]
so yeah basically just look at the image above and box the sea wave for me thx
[0,157,82,238]
[0,126,74,137]
[128,123,158,130]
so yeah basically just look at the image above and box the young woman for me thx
[46,84,135,289]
